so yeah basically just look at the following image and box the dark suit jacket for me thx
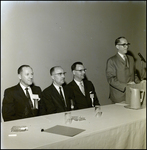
[106,53,140,103]
[2,83,42,122]
[40,84,72,115]
[67,80,100,109]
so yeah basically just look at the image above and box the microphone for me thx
[138,53,146,62]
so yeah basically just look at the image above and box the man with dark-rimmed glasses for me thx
[106,36,140,104]
[40,66,73,115]
[68,62,100,109]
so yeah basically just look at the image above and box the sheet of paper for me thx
[115,101,128,106]
[44,125,85,137]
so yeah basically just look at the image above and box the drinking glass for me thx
[64,112,72,124]
[95,105,102,117]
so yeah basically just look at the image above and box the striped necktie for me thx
[80,82,85,95]
[124,55,129,67]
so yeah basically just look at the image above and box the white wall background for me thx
[1,1,146,106]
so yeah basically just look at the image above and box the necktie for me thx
[25,88,33,108]
[80,82,85,95]
[59,87,67,107]
[124,55,129,67]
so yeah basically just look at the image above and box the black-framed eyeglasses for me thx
[74,69,87,72]
[53,72,66,76]
[117,43,130,47]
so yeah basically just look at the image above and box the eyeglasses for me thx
[53,72,66,76]
[117,43,130,47]
[74,69,87,72]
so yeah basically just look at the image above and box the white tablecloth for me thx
[1,104,146,149]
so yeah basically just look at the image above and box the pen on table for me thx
[41,129,44,132]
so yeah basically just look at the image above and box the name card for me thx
[32,94,40,100]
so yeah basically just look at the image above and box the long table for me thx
[1,104,146,149]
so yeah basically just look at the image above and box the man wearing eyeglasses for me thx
[106,36,140,103]
[67,62,100,109]
[40,66,73,115]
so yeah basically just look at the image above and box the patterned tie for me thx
[124,55,129,67]
[25,88,33,108]
[80,82,85,95]
[59,87,67,107]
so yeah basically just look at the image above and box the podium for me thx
[126,80,146,107]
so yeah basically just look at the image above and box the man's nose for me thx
[61,74,65,78]
[62,75,65,78]
[82,70,86,74]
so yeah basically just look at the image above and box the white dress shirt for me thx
[118,52,125,61]
[19,83,34,107]
[53,83,65,100]
[74,79,83,87]
[74,79,85,95]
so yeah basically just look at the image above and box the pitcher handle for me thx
[140,89,145,103]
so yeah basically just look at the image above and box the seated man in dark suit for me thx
[2,65,42,122]
[40,66,73,115]
[67,62,100,110]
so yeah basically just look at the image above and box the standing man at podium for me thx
[106,36,141,103]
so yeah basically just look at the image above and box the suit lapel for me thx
[31,86,38,94]
[16,83,34,115]
[62,86,69,107]
[116,53,126,65]
[117,53,130,68]
[51,84,66,107]
[17,84,28,99]
[72,80,85,96]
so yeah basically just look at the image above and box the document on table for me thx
[44,125,85,137]
[115,101,128,106]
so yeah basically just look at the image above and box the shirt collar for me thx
[19,83,31,91]
[118,52,125,60]
[53,83,62,91]
[74,79,83,86]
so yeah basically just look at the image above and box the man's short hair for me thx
[71,62,83,71]
[50,66,61,75]
[115,36,126,46]
[17,65,31,74]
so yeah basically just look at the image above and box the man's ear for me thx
[51,75,54,80]
[116,45,119,50]
[73,70,75,75]
[18,74,21,80]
